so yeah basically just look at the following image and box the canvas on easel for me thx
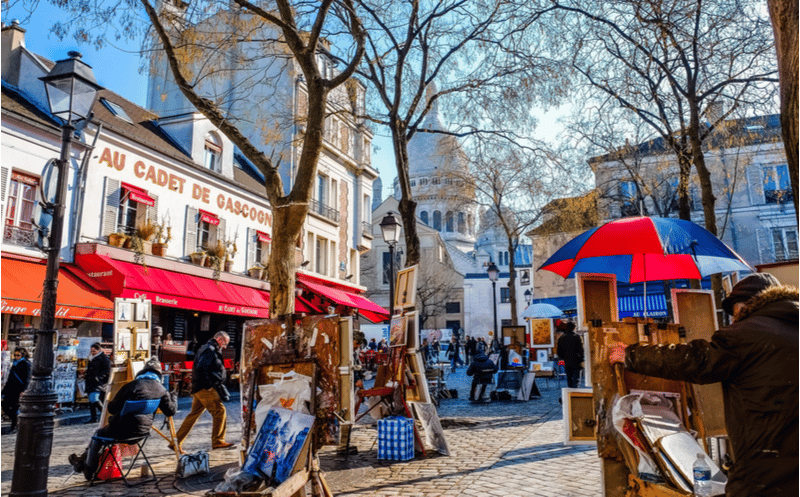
[394,265,418,310]
[575,272,618,330]
[672,289,726,437]
[389,315,407,347]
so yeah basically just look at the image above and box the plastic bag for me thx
[213,467,264,493]
[254,371,312,434]
[96,445,123,480]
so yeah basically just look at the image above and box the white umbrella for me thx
[522,303,563,319]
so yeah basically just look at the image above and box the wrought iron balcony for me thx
[309,198,339,223]
[4,225,36,247]
[362,221,372,237]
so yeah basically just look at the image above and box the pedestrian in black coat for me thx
[69,358,177,480]
[467,352,498,402]
[84,343,112,423]
[2,348,31,432]
[556,321,584,388]
[465,336,477,366]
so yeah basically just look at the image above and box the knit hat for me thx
[139,357,163,377]
[721,273,781,315]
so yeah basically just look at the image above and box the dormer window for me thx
[204,132,222,173]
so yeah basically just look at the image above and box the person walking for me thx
[68,358,177,479]
[2,347,31,433]
[467,350,497,402]
[556,321,584,388]
[465,336,476,366]
[84,343,112,424]
[610,273,798,496]
[173,331,234,452]
[476,337,487,355]
[448,337,464,373]
[431,339,441,364]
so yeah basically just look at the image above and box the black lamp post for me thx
[524,289,532,306]
[380,212,402,320]
[487,261,499,345]
[11,51,102,497]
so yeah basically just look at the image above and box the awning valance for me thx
[1,256,114,322]
[76,253,272,318]
[121,182,155,207]
[297,274,388,323]
[256,231,271,243]
[199,209,220,226]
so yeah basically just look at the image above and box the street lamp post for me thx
[487,262,500,345]
[380,212,402,321]
[11,52,102,497]
[524,289,532,306]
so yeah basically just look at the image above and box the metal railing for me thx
[362,221,372,237]
[309,198,339,223]
[4,225,36,247]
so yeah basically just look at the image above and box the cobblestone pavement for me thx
[1,367,602,496]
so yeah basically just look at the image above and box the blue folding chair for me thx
[89,398,160,486]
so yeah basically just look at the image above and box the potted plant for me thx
[108,232,128,247]
[223,234,238,272]
[152,219,172,257]
[248,263,265,279]
[132,219,158,256]
[190,251,208,266]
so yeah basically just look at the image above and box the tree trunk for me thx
[391,124,421,266]
[767,0,799,222]
[268,202,308,317]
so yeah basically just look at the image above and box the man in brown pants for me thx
[172,331,234,451]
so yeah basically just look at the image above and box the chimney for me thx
[1,20,26,86]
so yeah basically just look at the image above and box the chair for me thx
[88,398,160,486]
[556,361,567,388]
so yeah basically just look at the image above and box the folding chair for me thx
[88,398,160,486]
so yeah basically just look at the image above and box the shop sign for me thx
[1,300,72,317]
[98,146,273,227]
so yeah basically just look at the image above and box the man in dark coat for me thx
[556,321,584,388]
[68,357,177,480]
[467,352,498,402]
[84,343,112,423]
[2,347,31,432]
[173,331,233,451]
[610,273,798,497]
[465,336,477,366]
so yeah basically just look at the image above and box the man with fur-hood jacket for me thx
[610,273,798,496]
[69,358,177,480]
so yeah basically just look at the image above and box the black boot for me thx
[69,452,87,473]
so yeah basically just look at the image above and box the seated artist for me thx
[467,351,498,402]
[68,358,177,480]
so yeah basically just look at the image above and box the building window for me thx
[419,211,428,225]
[772,227,798,261]
[458,212,465,233]
[197,210,220,251]
[204,132,222,173]
[410,179,416,187]
[764,164,793,204]
[419,178,428,186]
[433,211,442,231]
[382,251,391,284]
[255,231,271,265]
[432,177,440,185]
[118,194,139,234]
[500,287,510,303]
[445,211,454,232]
[445,302,461,314]
[316,237,328,275]
[619,181,639,216]
[4,171,38,246]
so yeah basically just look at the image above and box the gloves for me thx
[608,342,627,365]
[215,383,231,402]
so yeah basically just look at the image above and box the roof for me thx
[1,82,60,130]
[588,114,783,167]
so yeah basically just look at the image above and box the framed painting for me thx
[116,301,131,322]
[529,318,554,347]
[562,388,596,445]
[135,300,150,322]
[575,272,618,331]
[389,315,407,347]
[394,265,418,310]
[408,401,449,456]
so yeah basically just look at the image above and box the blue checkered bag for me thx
[377,416,414,461]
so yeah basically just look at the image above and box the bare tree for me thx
[37,0,365,315]
[550,0,779,233]
[415,259,461,329]
[331,0,558,267]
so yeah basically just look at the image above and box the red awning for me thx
[199,209,220,226]
[1,256,114,322]
[76,253,271,318]
[256,231,271,243]
[297,274,388,322]
[121,182,155,207]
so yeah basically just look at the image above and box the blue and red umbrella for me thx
[538,216,752,283]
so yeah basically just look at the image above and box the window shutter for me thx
[185,206,198,256]
[102,177,120,236]
[746,165,764,205]
[0,166,9,203]
[147,193,158,223]
[246,228,256,268]
[755,227,773,264]
[216,217,226,244]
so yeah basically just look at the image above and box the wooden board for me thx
[562,388,596,444]
[672,289,726,437]
[576,273,618,331]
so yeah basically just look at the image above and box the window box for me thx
[108,232,128,248]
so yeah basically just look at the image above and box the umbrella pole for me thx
[644,279,647,318]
